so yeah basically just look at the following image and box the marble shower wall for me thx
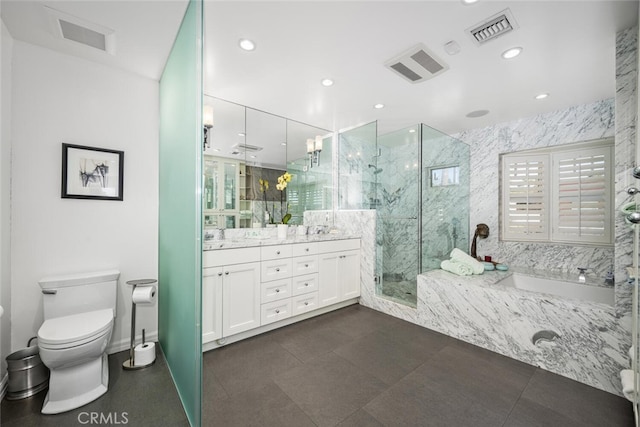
[420,127,470,270]
[377,128,421,282]
[457,99,616,278]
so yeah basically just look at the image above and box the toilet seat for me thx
[38,309,113,349]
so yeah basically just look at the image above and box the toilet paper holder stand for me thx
[123,279,157,370]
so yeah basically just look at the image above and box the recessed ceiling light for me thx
[238,132,245,137]
[250,155,257,159]
[466,109,490,118]
[501,47,522,59]
[321,78,334,87]
[238,39,256,51]
[374,103,385,109]
[281,142,287,146]
[462,0,479,4]
[535,93,549,100]
[409,129,416,133]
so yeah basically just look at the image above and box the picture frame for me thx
[61,143,124,201]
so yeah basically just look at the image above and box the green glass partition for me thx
[158,1,202,425]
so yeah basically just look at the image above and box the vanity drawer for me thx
[261,299,292,325]
[292,273,318,296]
[292,255,318,276]
[261,258,293,282]
[318,239,360,254]
[204,247,260,268]
[261,278,292,303]
[291,292,319,316]
[261,244,292,261]
[292,242,318,257]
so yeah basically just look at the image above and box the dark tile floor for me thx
[1,348,189,427]
[204,304,635,427]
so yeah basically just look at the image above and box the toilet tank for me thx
[39,270,120,320]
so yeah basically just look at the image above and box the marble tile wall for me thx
[456,98,616,280]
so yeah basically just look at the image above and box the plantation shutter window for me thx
[552,146,612,244]
[500,138,613,245]
[502,154,550,241]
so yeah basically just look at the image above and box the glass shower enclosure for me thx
[339,122,469,307]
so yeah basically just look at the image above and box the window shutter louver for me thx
[552,146,612,244]
[501,138,613,245]
[502,155,550,240]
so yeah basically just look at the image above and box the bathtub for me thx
[417,269,628,396]
[497,273,615,305]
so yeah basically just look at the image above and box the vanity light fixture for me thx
[501,47,522,59]
[321,78,334,87]
[238,39,256,51]
[535,93,549,100]
[374,103,385,109]
[307,135,323,168]
[203,105,214,149]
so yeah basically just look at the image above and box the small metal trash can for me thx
[5,337,49,400]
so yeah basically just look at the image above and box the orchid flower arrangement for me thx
[276,172,292,224]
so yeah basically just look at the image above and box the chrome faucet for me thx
[605,270,615,286]
[578,268,587,283]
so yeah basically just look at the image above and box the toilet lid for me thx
[38,309,113,346]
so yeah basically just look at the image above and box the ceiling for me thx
[2,1,638,137]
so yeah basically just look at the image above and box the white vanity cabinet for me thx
[318,240,361,308]
[203,238,360,349]
[202,247,261,343]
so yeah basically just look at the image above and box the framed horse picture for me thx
[61,143,124,201]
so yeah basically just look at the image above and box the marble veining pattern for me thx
[417,270,628,396]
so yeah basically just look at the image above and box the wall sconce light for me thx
[203,105,214,150]
[307,135,323,168]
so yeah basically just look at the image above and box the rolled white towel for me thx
[450,248,485,275]
[620,369,638,402]
[440,259,473,276]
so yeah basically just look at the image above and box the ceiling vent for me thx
[385,43,449,84]
[233,143,263,153]
[467,8,519,46]
[45,6,116,54]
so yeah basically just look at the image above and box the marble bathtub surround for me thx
[418,268,627,396]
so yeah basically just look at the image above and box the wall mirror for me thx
[203,95,332,228]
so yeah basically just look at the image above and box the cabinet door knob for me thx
[276,268,280,272]
[275,289,280,293]
[225,271,230,275]
[305,264,309,267]
[304,302,309,306]
[275,309,280,314]
[217,272,223,277]
[304,283,309,287]
[305,248,309,252]
[276,250,280,255]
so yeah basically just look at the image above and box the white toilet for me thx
[37,270,120,414]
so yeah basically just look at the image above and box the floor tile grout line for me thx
[500,365,539,427]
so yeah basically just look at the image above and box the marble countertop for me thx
[420,265,611,289]
[203,232,360,250]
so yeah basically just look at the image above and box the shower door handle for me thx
[42,289,57,295]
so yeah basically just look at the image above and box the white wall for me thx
[10,41,159,353]
[1,18,14,381]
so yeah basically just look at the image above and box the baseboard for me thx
[0,372,7,401]
[107,330,158,354]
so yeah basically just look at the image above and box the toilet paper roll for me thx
[132,285,156,305]
[134,342,156,367]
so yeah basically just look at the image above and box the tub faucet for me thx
[578,268,587,283]
[605,270,615,286]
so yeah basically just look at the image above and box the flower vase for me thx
[277,224,288,240]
